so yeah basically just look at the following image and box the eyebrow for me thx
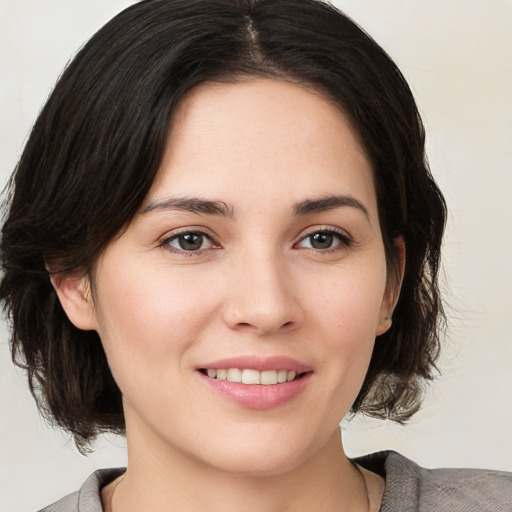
[141,196,234,217]
[141,194,369,221]
[293,195,370,220]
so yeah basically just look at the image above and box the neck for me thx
[112,421,368,512]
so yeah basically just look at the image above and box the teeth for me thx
[204,368,301,384]
[242,369,260,385]
[277,369,288,383]
[261,370,278,385]
[227,368,242,382]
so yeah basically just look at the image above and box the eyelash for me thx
[159,228,218,257]
[294,227,352,253]
[158,227,352,256]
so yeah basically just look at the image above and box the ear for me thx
[49,270,97,331]
[376,237,406,336]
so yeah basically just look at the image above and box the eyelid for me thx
[156,225,352,255]
[297,225,352,240]
[294,226,353,250]
[158,227,221,255]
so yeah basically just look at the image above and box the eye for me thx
[296,230,350,251]
[162,231,215,253]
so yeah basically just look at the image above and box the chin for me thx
[208,450,308,478]
[193,429,327,478]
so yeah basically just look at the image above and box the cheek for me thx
[92,262,223,381]
[303,257,387,391]
[286,263,387,431]
[307,259,388,337]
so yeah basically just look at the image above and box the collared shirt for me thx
[38,451,512,512]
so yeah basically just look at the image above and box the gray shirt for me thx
[38,451,512,511]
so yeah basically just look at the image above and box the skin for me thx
[55,79,402,512]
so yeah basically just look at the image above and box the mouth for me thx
[198,368,309,385]
[196,357,313,409]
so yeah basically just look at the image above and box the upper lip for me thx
[197,356,313,373]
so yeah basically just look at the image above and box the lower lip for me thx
[197,371,312,409]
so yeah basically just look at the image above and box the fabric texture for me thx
[37,451,512,511]
[357,451,512,512]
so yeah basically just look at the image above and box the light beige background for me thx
[1,1,511,510]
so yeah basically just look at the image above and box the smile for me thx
[197,359,313,409]
[200,368,303,385]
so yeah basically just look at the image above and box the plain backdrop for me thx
[1,1,511,510]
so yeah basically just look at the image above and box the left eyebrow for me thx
[292,195,370,221]
[141,195,234,218]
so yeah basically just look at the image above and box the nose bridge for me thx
[223,244,300,334]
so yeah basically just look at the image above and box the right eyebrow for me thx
[141,195,235,218]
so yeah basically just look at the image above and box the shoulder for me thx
[37,468,125,512]
[356,450,512,512]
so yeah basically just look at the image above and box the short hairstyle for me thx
[0,0,446,452]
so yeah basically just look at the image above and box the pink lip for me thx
[196,356,313,410]
[198,355,313,373]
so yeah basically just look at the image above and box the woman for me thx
[1,0,511,511]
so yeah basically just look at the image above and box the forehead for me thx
[146,79,377,219]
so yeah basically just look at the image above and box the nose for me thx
[222,251,303,336]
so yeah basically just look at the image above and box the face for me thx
[60,79,399,476]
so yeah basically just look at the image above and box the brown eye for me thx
[309,232,334,249]
[178,233,203,250]
[296,230,350,251]
[165,232,213,252]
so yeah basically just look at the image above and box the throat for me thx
[116,421,369,512]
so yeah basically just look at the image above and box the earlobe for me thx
[376,315,393,336]
[376,237,406,336]
[49,270,97,331]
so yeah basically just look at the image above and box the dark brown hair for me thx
[0,0,446,452]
